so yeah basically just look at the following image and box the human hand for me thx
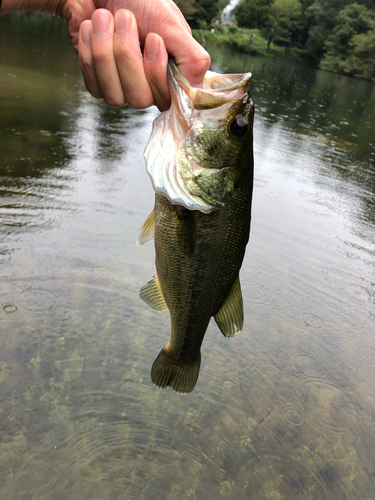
[61,0,211,111]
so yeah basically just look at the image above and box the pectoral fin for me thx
[214,276,244,337]
[140,275,168,312]
[136,209,155,245]
[187,168,234,208]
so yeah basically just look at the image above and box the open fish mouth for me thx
[144,60,253,213]
[170,59,252,112]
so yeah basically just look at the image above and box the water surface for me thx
[1,14,375,500]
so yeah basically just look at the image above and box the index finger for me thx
[138,7,211,87]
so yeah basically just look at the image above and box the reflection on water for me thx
[1,14,375,500]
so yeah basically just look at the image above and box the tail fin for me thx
[151,348,201,394]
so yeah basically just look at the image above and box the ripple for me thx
[282,405,304,426]
[0,202,54,230]
[301,378,363,435]
[54,305,78,323]
[240,446,331,500]
[291,352,330,381]
[19,288,57,312]
[253,177,268,188]
[194,391,208,403]
[302,312,325,328]
[141,320,159,333]
[242,282,272,305]
[3,303,17,313]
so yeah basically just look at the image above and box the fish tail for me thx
[151,348,201,394]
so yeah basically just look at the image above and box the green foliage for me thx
[192,26,306,64]
[304,0,365,61]
[191,0,375,80]
[234,0,274,30]
[194,0,221,27]
[213,23,225,33]
[267,0,304,49]
[321,3,375,79]
[218,0,230,9]
[174,0,220,27]
[174,0,198,20]
[351,26,375,79]
[228,24,239,33]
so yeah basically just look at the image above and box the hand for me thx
[61,0,211,111]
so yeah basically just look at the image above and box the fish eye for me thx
[230,117,248,138]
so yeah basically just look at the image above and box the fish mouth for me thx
[169,59,252,113]
[144,61,253,213]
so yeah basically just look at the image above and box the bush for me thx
[213,23,225,33]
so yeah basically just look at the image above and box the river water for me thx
[1,14,375,500]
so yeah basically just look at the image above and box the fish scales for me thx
[138,60,254,393]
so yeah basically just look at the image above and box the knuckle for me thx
[127,94,153,110]
[105,96,126,108]
[113,48,130,67]
[91,47,112,66]
[194,52,211,74]
[104,92,126,108]
[79,57,93,74]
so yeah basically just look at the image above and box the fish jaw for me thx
[144,61,253,213]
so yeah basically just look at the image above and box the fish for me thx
[137,60,254,393]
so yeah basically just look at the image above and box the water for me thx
[1,14,375,500]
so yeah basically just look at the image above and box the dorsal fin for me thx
[214,276,243,337]
[140,275,168,311]
[136,209,155,245]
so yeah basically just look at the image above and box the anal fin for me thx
[137,209,155,245]
[140,275,168,311]
[214,276,244,337]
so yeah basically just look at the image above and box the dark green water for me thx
[1,13,375,500]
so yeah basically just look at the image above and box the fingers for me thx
[78,21,103,99]
[112,9,154,109]
[144,33,169,111]
[79,9,125,107]
[139,0,211,87]
[78,9,169,110]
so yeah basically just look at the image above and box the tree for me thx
[193,0,221,26]
[234,0,274,30]
[174,0,220,27]
[305,0,352,62]
[350,24,375,79]
[321,3,374,75]
[174,0,198,21]
[267,0,304,50]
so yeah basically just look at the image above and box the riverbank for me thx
[192,27,310,67]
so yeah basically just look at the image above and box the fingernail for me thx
[93,9,111,38]
[81,22,91,46]
[145,34,160,62]
[115,9,131,37]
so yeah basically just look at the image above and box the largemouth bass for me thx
[138,60,254,393]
